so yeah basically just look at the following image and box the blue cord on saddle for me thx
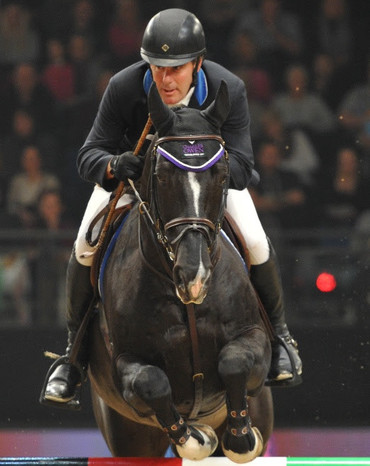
[99,213,130,302]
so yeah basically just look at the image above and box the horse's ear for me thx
[148,83,174,134]
[201,80,230,129]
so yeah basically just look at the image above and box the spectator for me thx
[0,156,21,228]
[68,33,105,99]
[34,189,75,231]
[36,0,74,45]
[316,0,353,68]
[30,189,74,326]
[258,108,320,186]
[0,62,57,135]
[69,0,103,53]
[234,0,303,89]
[318,146,368,228]
[41,38,75,103]
[0,2,40,68]
[0,251,32,326]
[229,29,274,139]
[338,57,370,150]
[249,140,309,230]
[272,64,337,135]
[0,109,60,177]
[230,30,273,104]
[107,0,144,68]
[198,0,241,67]
[7,145,61,228]
[311,52,353,112]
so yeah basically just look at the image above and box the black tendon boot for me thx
[250,241,302,387]
[40,249,94,409]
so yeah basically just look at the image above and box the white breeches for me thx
[75,185,270,267]
[75,184,135,266]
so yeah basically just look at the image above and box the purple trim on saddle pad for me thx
[157,144,225,172]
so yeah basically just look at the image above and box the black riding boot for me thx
[250,241,302,387]
[40,249,94,409]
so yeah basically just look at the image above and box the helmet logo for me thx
[161,44,170,52]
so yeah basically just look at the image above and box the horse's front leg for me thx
[115,355,218,460]
[218,329,270,463]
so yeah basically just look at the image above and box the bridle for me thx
[130,133,229,264]
[147,133,229,263]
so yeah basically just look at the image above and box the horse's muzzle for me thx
[174,267,211,305]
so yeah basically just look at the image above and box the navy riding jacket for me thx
[77,60,256,192]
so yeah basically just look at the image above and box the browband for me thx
[154,135,226,172]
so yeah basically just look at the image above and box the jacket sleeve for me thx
[221,78,257,190]
[77,78,125,192]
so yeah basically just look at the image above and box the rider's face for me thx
[150,60,200,106]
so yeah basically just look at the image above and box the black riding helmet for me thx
[140,9,206,67]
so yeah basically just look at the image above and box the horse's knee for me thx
[133,366,171,403]
[218,347,251,383]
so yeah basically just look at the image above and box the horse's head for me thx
[144,81,231,304]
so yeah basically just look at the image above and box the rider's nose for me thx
[162,68,172,83]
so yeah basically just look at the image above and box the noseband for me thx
[143,133,229,262]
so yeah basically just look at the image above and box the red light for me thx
[316,272,337,292]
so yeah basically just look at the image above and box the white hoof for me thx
[176,423,218,461]
[222,426,263,464]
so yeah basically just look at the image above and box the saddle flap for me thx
[222,212,251,271]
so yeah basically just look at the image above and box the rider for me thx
[41,8,302,408]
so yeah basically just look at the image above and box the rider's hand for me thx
[109,151,144,182]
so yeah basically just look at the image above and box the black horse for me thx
[88,81,273,462]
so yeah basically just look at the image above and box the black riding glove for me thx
[110,151,144,182]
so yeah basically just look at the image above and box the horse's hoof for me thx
[176,423,218,460]
[222,426,263,464]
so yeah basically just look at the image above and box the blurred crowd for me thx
[0,0,369,326]
[0,0,369,233]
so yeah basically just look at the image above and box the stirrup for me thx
[265,335,302,388]
[39,355,85,410]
